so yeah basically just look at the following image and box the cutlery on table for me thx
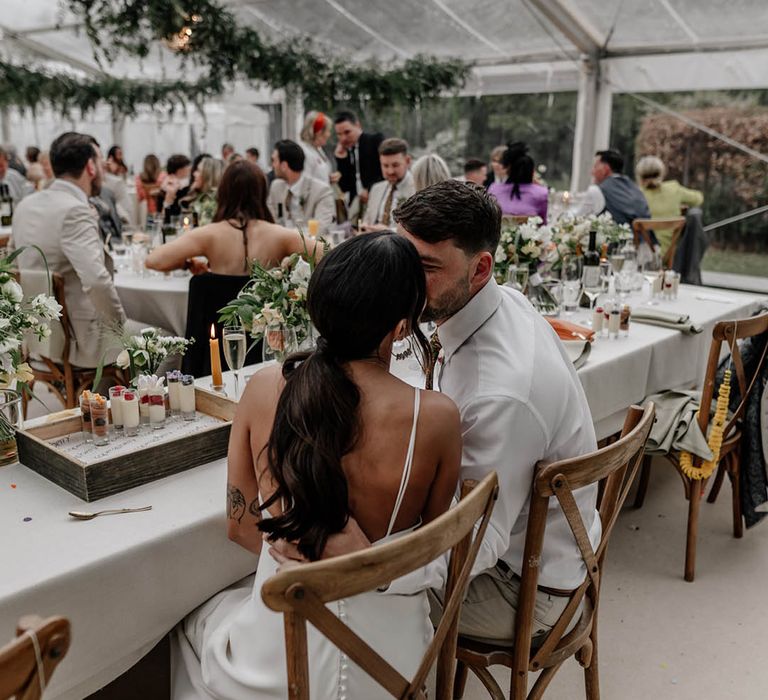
[68,506,152,520]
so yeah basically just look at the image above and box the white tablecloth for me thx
[115,270,190,337]
[1,284,766,698]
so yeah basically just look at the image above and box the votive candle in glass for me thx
[79,390,93,442]
[89,394,110,446]
[149,387,166,429]
[166,371,181,415]
[109,386,125,430]
[180,375,196,421]
[122,390,140,437]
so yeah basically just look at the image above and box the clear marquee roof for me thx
[2,0,768,81]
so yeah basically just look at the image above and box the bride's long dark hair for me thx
[258,231,430,560]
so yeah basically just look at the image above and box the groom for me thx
[273,181,599,644]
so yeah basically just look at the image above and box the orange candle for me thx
[209,324,223,386]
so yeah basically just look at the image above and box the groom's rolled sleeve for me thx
[383,395,547,596]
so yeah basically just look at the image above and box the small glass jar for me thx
[620,304,631,337]
[608,306,621,339]
[122,390,140,437]
[149,388,166,429]
[109,386,125,431]
[79,391,93,442]
[592,306,604,334]
[166,371,181,415]
[89,394,110,446]
[180,375,196,421]
[139,387,150,425]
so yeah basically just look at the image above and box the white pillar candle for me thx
[122,391,140,436]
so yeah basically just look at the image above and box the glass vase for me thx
[0,389,22,467]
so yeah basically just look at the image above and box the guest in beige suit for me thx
[360,138,414,232]
[11,132,150,368]
[268,140,335,234]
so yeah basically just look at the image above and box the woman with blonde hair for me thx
[411,153,451,192]
[300,110,333,183]
[636,155,703,252]
[182,156,224,226]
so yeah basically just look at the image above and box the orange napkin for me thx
[545,317,595,342]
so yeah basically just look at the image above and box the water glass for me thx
[262,326,298,364]
[505,265,530,295]
[560,258,582,314]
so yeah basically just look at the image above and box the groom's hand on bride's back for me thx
[267,517,371,571]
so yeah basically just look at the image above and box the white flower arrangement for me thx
[115,328,193,380]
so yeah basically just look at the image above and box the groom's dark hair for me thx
[394,179,501,255]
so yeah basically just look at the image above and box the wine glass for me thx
[560,258,582,316]
[642,252,663,305]
[506,265,529,295]
[262,325,298,365]
[222,324,247,399]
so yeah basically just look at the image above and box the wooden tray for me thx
[16,388,236,502]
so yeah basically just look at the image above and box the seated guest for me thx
[636,155,704,252]
[91,185,123,245]
[11,132,149,367]
[221,143,235,161]
[38,151,54,188]
[488,142,548,222]
[25,146,43,186]
[484,144,507,187]
[136,154,163,217]
[244,147,260,166]
[181,156,224,227]
[172,231,461,698]
[268,139,335,233]
[106,146,128,177]
[300,110,333,183]
[4,145,27,177]
[412,153,452,192]
[332,110,384,214]
[462,157,488,186]
[146,160,321,276]
[227,152,243,167]
[361,138,415,231]
[575,149,653,229]
[0,146,34,204]
[103,146,131,222]
[156,154,192,221]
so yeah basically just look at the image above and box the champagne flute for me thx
[222,324,247,398]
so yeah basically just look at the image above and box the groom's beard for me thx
[421,277,471,323]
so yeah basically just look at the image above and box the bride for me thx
[172,231,462,699]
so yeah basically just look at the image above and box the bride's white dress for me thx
[172,390,432,699]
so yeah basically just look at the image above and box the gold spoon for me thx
[68,506,152,520]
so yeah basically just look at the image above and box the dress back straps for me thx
[233,218,250,273]
[385,389,421,538]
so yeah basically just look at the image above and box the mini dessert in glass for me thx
[89,394,110,446]
[109,386,125,431]
[180,375,196,421]
[149,387,166,429]
[122,390,140,437]
[166,370,181,415]
[79,390,94,442]
[139,386,150,425]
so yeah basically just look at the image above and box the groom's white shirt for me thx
[388,280,600,593]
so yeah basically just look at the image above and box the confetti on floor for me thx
[23,517,32,522]
[10,484,16,488]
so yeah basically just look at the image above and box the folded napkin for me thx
[632,307,702,334]
[643,389,713,459]
[545,317,595,342]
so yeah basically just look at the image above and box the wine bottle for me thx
[582,228,601,291]
[0,184,13,227]
[276,202,284,226]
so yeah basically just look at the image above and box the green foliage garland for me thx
[0,60,222,117]
[65,0,470,110]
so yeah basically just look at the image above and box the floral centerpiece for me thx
[115,328,193,382]
[219,235,323,348]
[0,249,62,462]
[494,216,556,283]
[552,212,631,265]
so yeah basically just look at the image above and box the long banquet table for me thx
[114,270,190,337]
[1,284,766,699]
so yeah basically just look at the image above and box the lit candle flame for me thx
[210,324,216,339]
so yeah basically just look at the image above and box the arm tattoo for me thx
[248,497,262,522]
[227,483,246,523]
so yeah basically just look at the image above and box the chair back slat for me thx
[697,313,768,439]
[632,218,685,264]
[0,616,70,700]
[517,404,654,673]
[262,472,499,700]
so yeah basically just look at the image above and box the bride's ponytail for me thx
[258,232,430,560]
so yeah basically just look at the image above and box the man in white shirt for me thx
[268,140,335,234]
[386,180,599,644]
[0,147,34,205]
[360,138,415,232]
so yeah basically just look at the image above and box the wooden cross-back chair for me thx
[631,218,685,268]
[261,472,499,700]
[17,270,123,411]
[0,615,70,700]
[633,311,768,581]
[454,403,655,700]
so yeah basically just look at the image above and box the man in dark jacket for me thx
[331,111,383,215]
